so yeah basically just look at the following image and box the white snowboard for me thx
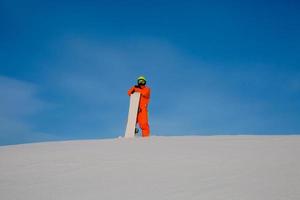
[124,92,140,138]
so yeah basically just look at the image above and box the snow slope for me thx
[0,136,300,200]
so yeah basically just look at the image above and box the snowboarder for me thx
[127,76,151,137]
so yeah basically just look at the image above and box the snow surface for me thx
[0,136,300,200]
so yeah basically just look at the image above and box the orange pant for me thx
[137,107,150,137]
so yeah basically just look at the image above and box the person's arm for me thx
[127,86,136,96]
[137,87,150,98]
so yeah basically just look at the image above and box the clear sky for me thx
[1,0,300,145]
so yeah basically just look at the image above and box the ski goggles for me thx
[137,79,146,85]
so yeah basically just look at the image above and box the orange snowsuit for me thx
[128,85,151,137]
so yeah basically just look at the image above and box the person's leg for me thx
[137,108,150,137]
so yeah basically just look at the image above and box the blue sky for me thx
[1,0,300,145]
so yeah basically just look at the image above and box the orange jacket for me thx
[128,85,151,108]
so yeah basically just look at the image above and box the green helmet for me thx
[137,76,147,85]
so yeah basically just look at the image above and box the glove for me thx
[131,89,135,94]
[134,85,141,89]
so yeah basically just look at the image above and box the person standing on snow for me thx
[127,76,151,137]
